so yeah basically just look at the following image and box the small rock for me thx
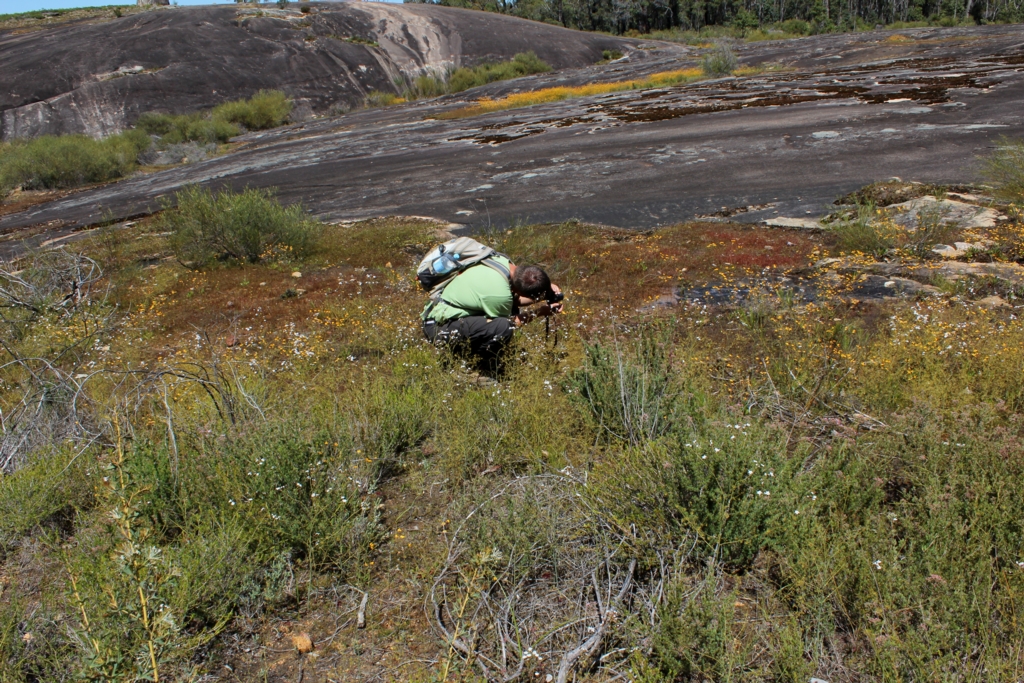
[385,261,392,268]
[810,679,830,683]
[765,217,822,230]
[291,271,302,278]
[292,633,313,654]
[977,295,1009,308]
[225,335,239,347]
[887,196,999,230]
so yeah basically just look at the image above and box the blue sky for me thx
[1,0,398,15]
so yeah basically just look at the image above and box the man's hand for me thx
[548,284,563,314]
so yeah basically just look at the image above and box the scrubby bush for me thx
[701,42,739,76]
[136,111,238,146]
[365,90,403,107]
[405,74,448,99]
[569,334,677,446]
[446,51,551,93]
[162,185,321,267]
[0,129,149,196]
[136,90,291,149]
[982,137,1024,204]
[826,202,896,256]
[211,89,292,131]
[779,17,811,34]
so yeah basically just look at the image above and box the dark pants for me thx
[423,316,514,372]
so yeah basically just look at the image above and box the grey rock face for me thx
[0,3,631,140]
[3,24,1024,256]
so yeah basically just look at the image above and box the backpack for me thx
[416,237,510,303]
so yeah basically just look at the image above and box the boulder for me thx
[976,295,1010,308]
[886,196,1000,230]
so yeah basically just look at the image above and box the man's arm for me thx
[512,283,562,326]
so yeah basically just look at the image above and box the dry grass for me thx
[435,68,704,119]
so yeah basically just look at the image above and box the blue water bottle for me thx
[432,247,461,276]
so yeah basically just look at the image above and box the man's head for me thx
[511,265,551,300]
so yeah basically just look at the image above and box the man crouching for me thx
[421,254,562,373]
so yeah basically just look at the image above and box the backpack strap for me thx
[480,257,510,280]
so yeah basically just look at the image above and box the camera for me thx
[545,289,564,305]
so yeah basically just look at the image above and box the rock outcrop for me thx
[0,2,632,140]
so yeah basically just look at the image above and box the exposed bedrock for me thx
[0,2,633,140]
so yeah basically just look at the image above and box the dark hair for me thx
[512,265,551,300]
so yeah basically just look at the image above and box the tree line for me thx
[407,0,1022,37]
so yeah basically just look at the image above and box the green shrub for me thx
[827,202,896,256]
[447,51,551,94]
[568,334,677,446]
[365,90,403,107]
[350,379,434,486]
[982,137,1024,203]
[0,129,149,195]
[405,74,448,99]
[136,111,238,146]
[211,89,292,130]
[593,419,793,568]
[701,42,739,76]
[780,18,811,34]
[0,447,95,555]
[162,185,321,267]
[652,576,741,680]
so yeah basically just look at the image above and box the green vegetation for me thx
[700,42,739,76]
[0,129,149,197]
[1,91,292,200]
[411,0,1018,39]
[138,89,293,148]
[983,137,1024,204]
[136,112,239,147]
[397,52,552,101]
[162,185,321,267]
[446,51,552,92]
[3,157,1024,679]
[210,89,293,131]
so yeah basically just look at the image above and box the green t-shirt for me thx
[423,256,513,323]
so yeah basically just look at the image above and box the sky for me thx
[1,0,398,16]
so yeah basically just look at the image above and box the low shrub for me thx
[405,74,448,99]
[136,111,238,147]
[0,129,149,195]
[826,202,896,256]
[0,447,95,555]
[701,42,739,76]
[779,18,812,34]
[365,90,403,107]
[982,137,1024,204]
[162,185,321,267]
[211,89,292,130]
[446,51,552,93]
[569,333,678,446]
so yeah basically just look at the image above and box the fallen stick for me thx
[555,559,636,683]
[348,585,369,629]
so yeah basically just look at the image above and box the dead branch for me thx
[555,559,636,683]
